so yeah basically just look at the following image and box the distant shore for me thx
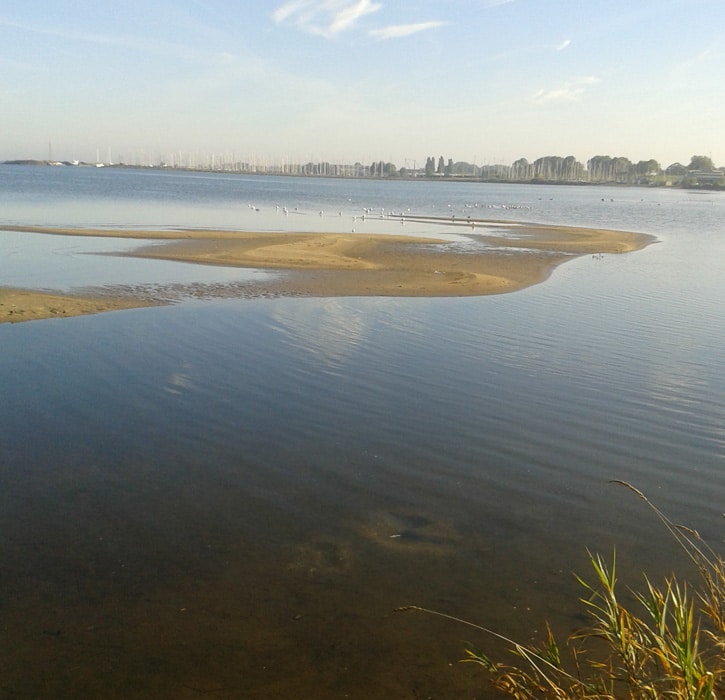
[4,160,723,190]
[0,222,654,323]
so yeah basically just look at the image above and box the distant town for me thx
[4,153,724,189]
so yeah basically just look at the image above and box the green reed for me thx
[400,481,725,699]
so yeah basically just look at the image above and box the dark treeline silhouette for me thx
[415,154,723,187]
[6,154,723,188]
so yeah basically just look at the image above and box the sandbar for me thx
[0,287,156,324]
[1,222,654,322]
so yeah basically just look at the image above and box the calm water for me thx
[1,166,724,698]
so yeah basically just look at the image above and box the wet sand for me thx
[0,287,156,324]
[1,222,654,323]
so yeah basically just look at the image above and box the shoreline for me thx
[4,162,724,191]
[0,222,655,323]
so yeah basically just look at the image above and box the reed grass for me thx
[399,481,725,699]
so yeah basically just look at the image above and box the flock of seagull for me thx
[244,201,534,233]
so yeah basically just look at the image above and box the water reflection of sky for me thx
[268,298,383,367]
[0,230,273,292]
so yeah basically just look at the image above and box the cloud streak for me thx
[533,76,598,104]
[368,21,447,40]
[0,16,237,67]
[271,0,382,38]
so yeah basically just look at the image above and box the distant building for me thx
[690,170,725,185]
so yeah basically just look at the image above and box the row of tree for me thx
[407,154,722,185]
[54,152,715,185]
[290,155,720,183]
[423,156,456,177]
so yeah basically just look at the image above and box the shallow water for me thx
[1,166,724,698]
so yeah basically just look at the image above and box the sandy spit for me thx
[1,223,655,323]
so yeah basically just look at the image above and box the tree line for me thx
[15,153,721,187]
[411,154,722,186]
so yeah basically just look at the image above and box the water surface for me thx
[1,166,723,698]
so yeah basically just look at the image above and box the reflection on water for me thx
[269,298,380,366]
[1,169,724,698]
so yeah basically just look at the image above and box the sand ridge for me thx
[1,222,655,322]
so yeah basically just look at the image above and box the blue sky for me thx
[1,0,723,167]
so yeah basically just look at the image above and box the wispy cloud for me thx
[555,38,571,51]
[368,20,448,40]
[532,76,598,104]
[0,16,233,66]
[481,0,514,7]
[271,0,382,38]
[670,42,721,82]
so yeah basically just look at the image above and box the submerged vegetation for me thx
[402,482,725,699]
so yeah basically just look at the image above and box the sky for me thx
[1,0,724,168]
